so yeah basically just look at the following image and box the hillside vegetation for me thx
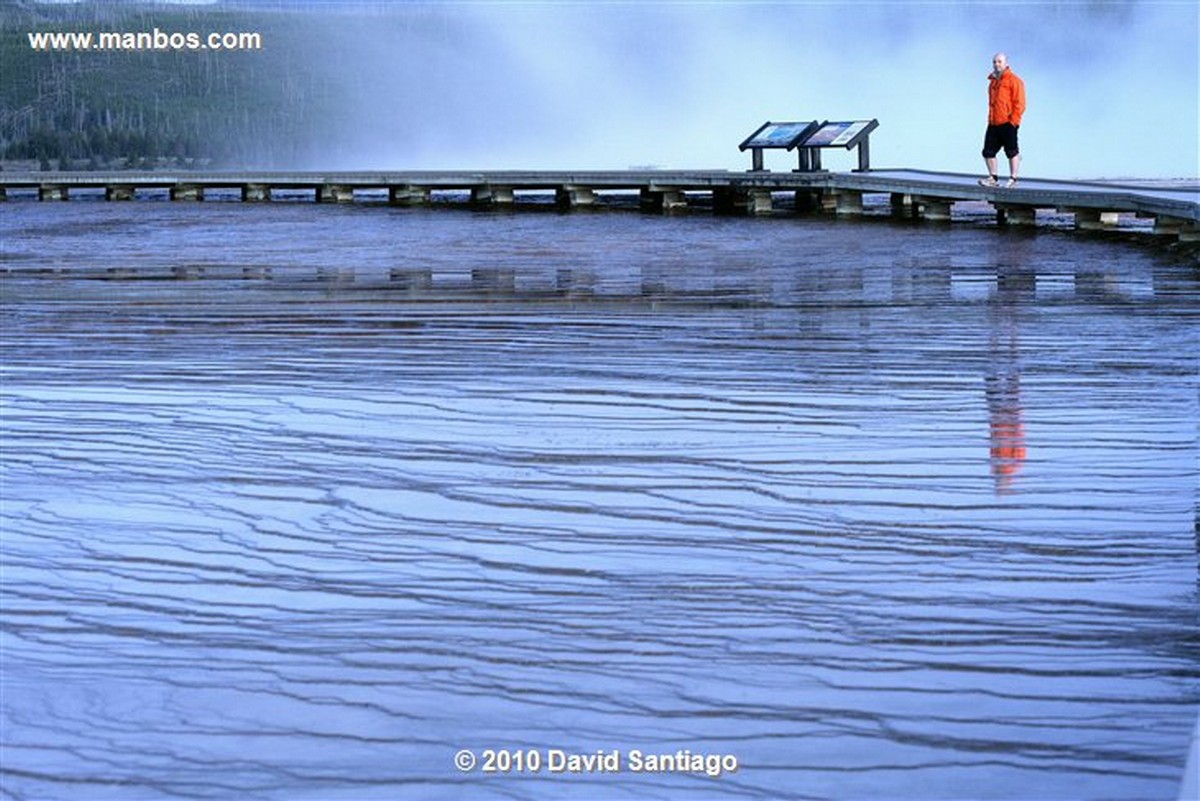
[1,1,343,169]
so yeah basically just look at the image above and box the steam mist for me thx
[282,0,1196,179]
[15,0,1198,178]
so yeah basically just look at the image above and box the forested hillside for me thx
[1,1,345,169]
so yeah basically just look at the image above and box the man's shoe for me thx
[978,176,999,187]
[1005,178,1019,188]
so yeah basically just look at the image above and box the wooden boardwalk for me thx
[2,168,1197,240]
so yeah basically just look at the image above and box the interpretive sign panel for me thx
[739,118,878,172]
[803,120,878,149]
[739,121,820,151]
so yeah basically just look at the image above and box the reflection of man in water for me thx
[985,270,1032,493]
[986,355,1025,493]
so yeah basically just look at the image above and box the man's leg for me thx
[1004,125,1020,184]
[980,156,1000,186]
[980,126,1001,186]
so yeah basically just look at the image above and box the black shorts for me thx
[982,123,1020,159]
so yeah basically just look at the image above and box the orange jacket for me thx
[988,68,1026,126]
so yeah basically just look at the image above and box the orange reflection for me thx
[987,370,1026,493]
[986,269,1031,494]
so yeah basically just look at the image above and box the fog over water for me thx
[16,1,1197,176]
[239,0,1200,178]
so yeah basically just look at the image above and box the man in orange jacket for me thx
[979,53,1026,188]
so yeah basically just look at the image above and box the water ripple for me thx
[1,204,1198,800]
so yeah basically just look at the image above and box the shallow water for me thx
[1,200,1198,800]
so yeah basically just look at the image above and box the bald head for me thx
[992,53,1009,74]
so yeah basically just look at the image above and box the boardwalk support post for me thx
[712,188,741,215]
[389,185,429,206]
[1154,216,1200,242]
[242,184,270,202]
[745,189,773,215]
[795,190,824,214]
[890,192,915,218]
[640,188,687,213]
[916,197,952,221]
[38,184,68,201]
[106,185,135,201]
[471,185,515,206]
[713,188,773,215]
[318,185,354,203]
[556,185,596,208]
[834,190,863,216]
[171,184,204,201]
[997,205,1036,226]
[1067,208,1119,230]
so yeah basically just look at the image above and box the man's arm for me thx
[1010,77,1026,126]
